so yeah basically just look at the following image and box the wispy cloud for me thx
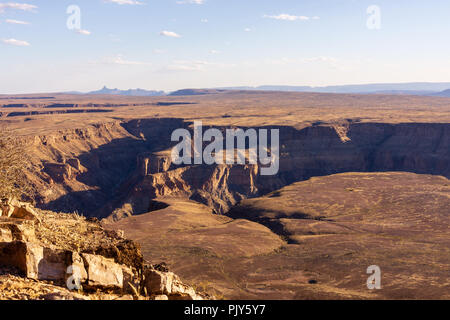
[103,0,144,5]
[263,14,319,21]
[95,54,151,66]
[164,60,233,72]
[5,18,29,25]
[166,60,208,71]
[0,2,37,13]
[160,30,181,38]
[2,38,30,46]
[176,0,204,4]
[76,29,91,35]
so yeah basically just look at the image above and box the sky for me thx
[1,0,450,94]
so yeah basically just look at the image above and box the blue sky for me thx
[1,0,450,93]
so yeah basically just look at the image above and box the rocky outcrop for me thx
[108,163,264,217]
[0,241,85,282]
[0,220,35,242]
[143,266,203,300]
[0,205,209,300]
[0,198,40,222]
[143,267,174,295]
[81,253,123,290]
[43,163,74,183]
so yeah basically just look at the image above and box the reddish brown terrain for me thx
[0,91,449,299]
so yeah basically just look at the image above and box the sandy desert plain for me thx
[0,90,449,299]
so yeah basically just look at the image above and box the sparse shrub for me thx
[0,127,33,202]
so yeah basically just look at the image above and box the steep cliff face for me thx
[114,164,262,218]
[273,122,450,183]
[21,119,450,218]
[354,123,450,175]
[22,119,186,215]
[21,121,144,214]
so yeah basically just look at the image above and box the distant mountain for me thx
[88,86,166,96]
[67,83,450,97]
[432,89,450,97]
[217,83,450,95]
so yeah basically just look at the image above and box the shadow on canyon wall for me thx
[41,120,450,217]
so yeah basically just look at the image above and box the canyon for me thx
[21,119,450,218]
[0,91,449,299]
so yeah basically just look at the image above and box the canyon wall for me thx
[20,119,450,218]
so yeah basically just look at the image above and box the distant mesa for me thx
[167,83,450,97]
[215,82,450,96]
[88,86,166,97]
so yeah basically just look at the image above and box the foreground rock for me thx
[143,266,203,300]
[0,198,41,222]
[0,219,35,242]
[82,253,123,290]
[0,205,209,300]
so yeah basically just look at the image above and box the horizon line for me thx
[2,81,450,96]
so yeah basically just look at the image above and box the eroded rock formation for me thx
[14,118,450,219]
[0,202,209,300]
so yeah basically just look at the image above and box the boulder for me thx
[142,267,202,300]
[0,198,40,223]
[81,253,123,290]
[0,241,43,279]
[36,247,72,281]
[143,268,176,295]
[0,241,86,282]
[0,240,136,292]
[0,220,35,242]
